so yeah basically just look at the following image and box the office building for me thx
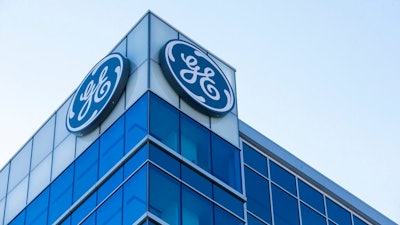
[0,12,395,225]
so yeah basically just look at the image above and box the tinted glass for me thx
[298,179,324,214]
[353,215,368,225]
[243,143,268,177]
[124,145,148,179]
[214,205,244,225]
[272,184,300,225]
[48,165,74,224]
[71,193,96,225]
[74,140,99,201]
[150,93,179,152]
[244,167,271,223]
[8,211,25,225]
[181,113,211,172]
[99,116,125,177]
[97,189,122,225]
[98,168,123,203]
[149,144,180,177]
[211,134,242,192]
[326,198,351,225]
[182,164,212,198]
[26,187,49,225]
[300,203,326,225]
[247,213,266,225]
[123,166,147,225]
[149,165,180,225]
[270,161,296,195]
[125,93,148,153]
[182,186,213,225]
[214,185,244,217]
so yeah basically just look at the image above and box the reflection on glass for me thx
[182,186,213,225]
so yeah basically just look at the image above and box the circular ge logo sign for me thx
[66,53,129,136]
[160,40,235,117]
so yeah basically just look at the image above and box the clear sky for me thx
[0,0,399,223]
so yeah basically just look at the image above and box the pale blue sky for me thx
[0,0,399,223]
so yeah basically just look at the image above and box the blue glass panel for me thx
[271,184,300,225]
[326,198,351,225]
[26,187,49,225]
[211,134,242,192]
[149,144,180,177]
[243,143,268,177]
[353,216,368,225]
[300,203,326,225]
[298,179,324,214]
[81,212,96,225]
[247,213,266,225]
[97,189,122,225]
[244,167,271,223]
[214,205,244,225]
[48,165,74,224]
[150,93,179,152]
[123,166,147,225]
[98,168,123,202]
[8,211,25,225]
[74,140,99,202]
[182,164,212,198]
[180,113,211,172]
[149,165,180,225]
[60,217,71,225]
[182,185,213,225]
[99,116,125,178]
[72,193,96,225]
[213,185,244,218]
[270,161,296,195]
[124,144,148,179]
[125,93,148,153]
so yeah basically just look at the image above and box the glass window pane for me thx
[149,165,180,225]
[214,205,244,225]
[48,165,74,224]
[0,198,4,225]
[81,213,96,225]
[125,93,148,153]
[99,116,124,178]
[150,93,179,152]
[74,141,99,202]
[182,185,213,225]
[149,144,180,177]
[271,184,300,225]
[326,198,351,225]
[26,187,49,225]
[270,161,296,195]
[0,164,9,200]
[353,215,368,225]
[31,116,55,168]
[124,145,147,179]
[150,14,178,62]
[52,134,76,180]
[213,185,243,218]
[181,114,211,172]
[244,167,271,223]
[182,165,212,198]
[243,143,267,177]
[123,166,147,225]
[8,211,25,225]
[127,14,149,69]
[97,189,122,225]
[28,154,51,202]
[54,96,72,147]
[211,134,242,192]
[9,141,31,191]
[247,213,266,225]
[72,193,96,225]
[300,203,326,225]
[98,169,123,203]
[5,176,28,224]
[298,179,324,214]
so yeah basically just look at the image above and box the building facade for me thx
[0,12,395,225]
